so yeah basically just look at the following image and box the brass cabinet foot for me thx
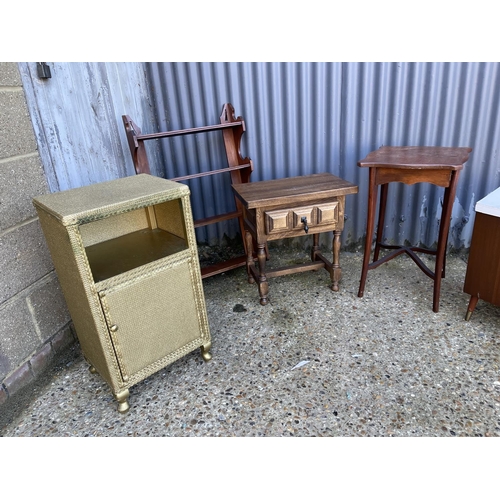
[115,389,130,413]
[201,343,212,362]
[89,365,97,374]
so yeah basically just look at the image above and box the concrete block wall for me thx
[0,62,75,409]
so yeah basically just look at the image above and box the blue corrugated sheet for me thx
[21,62,500,249]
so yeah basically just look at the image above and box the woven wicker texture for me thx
[34,209,118,388]
[33,174,189,226]
[79,207,150,247]
[179,196,198,251]
[100,254,202,378]
[154,199,187,240]
[33,174,211,401]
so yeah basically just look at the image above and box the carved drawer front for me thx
[292,207,314,230]
[316,202,339,225]
[265,209,290,234]
[265,201,340,235]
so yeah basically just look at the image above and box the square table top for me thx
[358,146,472,170]
[232,173,358,210]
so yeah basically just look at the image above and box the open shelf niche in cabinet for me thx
[33,174,212,413]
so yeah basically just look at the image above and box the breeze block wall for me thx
[0,62,74,409]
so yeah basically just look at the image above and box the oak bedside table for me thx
[232,173,358,305]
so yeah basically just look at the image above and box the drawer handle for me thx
[301,216,309,234]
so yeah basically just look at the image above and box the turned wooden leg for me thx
[257,243,269,305]
[245,230,255,284]
[465,295,479,321]
[200,342,212,362]
[359,169,378,298]
[331,230,341,291]
[311,233,320,261]
[115,388,130,413]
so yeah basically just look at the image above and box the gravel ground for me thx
[2,245,500,437]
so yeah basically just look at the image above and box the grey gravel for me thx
[2,246,500,437]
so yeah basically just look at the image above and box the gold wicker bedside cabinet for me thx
[33,174,212,413]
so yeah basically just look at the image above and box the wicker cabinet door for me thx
[99,257,205,382]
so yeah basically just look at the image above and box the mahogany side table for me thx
[357,146,472,313]
[232,173,358,305]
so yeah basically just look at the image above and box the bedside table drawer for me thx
[265,208,290,233]
[292,207,315,230]
[265,201,340,235]
[316,202,339,224]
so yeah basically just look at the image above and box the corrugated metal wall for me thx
[341,62,500,251]
[146,62,500,249]
[21,62,500,249]
[145,62,344,245]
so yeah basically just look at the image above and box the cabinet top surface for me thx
[476,186,500,217]
[231,173,358,209]
[358,146,472,169]
[33,174,188,225]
